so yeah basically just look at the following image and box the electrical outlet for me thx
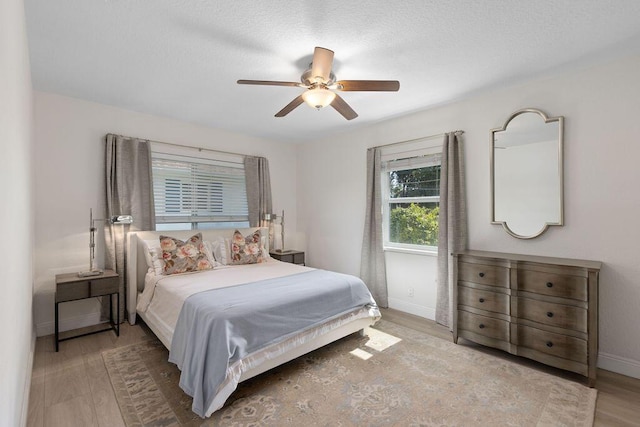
[408,287,414,297]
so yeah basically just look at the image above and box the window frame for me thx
[381,144,442,255]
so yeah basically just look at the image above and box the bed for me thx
[126,227,380,418]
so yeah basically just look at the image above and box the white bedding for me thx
[137,259,314,345]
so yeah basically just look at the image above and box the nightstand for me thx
[54,270,120,351]
[270,250,305,265]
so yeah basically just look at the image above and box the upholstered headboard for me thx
[126,227,268,324]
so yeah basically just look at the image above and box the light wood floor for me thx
[27,309,640,426]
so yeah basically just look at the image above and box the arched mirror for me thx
[491,108,564,239]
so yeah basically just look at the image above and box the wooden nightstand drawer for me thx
[57,281,90,302]
[270,250,305,265]
[90,276,119,296]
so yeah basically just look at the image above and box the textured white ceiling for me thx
[25,0,640,142]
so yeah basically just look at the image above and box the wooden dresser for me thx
[453,250,600,386]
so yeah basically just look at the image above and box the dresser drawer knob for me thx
[546,341,554,348]
[479,272,485,278]
[546,311,554,318]
[546,282,553,288]
[478,324,485,329]
[479,298,485,303]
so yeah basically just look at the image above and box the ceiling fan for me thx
[237,47,400,120]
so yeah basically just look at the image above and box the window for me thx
[382,144,442,253]
[151,149,249,231]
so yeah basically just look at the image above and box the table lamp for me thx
[78,208,133,277]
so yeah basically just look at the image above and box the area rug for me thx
[102,320,597,426]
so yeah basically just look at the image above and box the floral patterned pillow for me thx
[159,233,213,275]
[229,229,267,265]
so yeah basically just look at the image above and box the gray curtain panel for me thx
[244,156,273,227]
[436,132,467,328]
[103,134,155,322]
[360,148,389,308]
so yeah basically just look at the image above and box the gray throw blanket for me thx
[169,269,378,417]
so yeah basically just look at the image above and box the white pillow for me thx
[210,237,228,265]
[261,235,271,258]
[142,239,164,276]
[202,240,222,267]
[142,239,157,268]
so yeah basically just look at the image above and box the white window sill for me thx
[383,246,438,257]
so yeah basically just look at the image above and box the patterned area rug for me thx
[103,320,597,426]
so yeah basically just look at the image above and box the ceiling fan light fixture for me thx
[238,46,399,119]
[302,88,336,109]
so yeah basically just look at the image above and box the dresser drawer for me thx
[518,325,587,364]
[458,286,509,315]
[517,297,587,333]
[90,276,119,297]
[458,310,509,342]
[458,262,509,288]
[518,269,587,301]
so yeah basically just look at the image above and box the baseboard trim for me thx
[598,351,640,379]
[388,298,435,320]
[20,325,36,427]
[36,310,103,337]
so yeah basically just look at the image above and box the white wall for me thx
[0,0,35,425]
[385,251,437,319]
[297,53,640,378]
[33,92,299,336]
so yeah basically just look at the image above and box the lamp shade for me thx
[302,88,336,109]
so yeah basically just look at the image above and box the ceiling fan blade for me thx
[237,79,303,87]
[310,47,334,83]
[330,94,358,120]
[275,95,305,117]
[335,80,400,91]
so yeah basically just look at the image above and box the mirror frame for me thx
[490,108,564,239]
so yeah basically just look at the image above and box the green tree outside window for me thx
[390,204,439,246]
[387,164,440,247]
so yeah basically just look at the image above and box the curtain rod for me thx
[112,134,247,158]
[371,130,464,150]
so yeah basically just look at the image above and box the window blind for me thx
[382,153,442,172]
[379,138,442,163]
[151,153,249,224]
